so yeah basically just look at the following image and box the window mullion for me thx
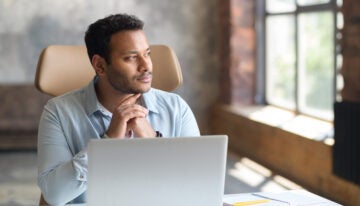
[295,7,300,115]
[298,4,334,13]
[333,2,338,103]
[256,0,267,104]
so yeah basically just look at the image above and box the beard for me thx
[106,66,152,94]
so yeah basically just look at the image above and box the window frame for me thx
[256,0,342,121]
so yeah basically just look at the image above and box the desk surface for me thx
[66,190,341,206]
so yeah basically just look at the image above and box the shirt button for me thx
[80,175,84,179]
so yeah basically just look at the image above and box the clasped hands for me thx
[105,94,155,138]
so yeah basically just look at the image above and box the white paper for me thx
[252,190,342,206]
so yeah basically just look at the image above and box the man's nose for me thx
[138,56,152,72]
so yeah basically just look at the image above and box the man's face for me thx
[105,30,152,94]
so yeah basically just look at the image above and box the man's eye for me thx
[144,52,151,57]
[125,56,137,61]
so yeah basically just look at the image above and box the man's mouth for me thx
[136,72,152,83]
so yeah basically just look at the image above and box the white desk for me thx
[223,190,342,206]
[66,190,342,206]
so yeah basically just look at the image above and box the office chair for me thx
[35,44,183,96]
[35,44,183,206]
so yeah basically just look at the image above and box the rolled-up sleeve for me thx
[37,103,87,205]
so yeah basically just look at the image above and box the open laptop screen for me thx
[87,135,228,206]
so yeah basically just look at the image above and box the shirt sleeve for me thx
[37,102,87,205]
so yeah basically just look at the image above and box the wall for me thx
[217,0,256,104]
[0,0,219,149]
[0,86,49,149]
[341,0,360,102]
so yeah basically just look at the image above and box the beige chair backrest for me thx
[35,44,183,96]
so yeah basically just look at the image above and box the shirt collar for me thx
[84,77,159,115]
[84,76,101,116]
[142,89,159,114]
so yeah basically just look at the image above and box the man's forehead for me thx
[109,30,149,53]
[111,46,151,56]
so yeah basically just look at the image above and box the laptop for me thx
[87,135,228,206]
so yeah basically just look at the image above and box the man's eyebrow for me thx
[123,47,151,55]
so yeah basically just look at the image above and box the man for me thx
[37,14,200,205]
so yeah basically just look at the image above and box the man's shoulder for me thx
[46,87,87,109]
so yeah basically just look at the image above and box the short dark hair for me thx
[84,14,144,63]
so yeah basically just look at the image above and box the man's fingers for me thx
[120,94,141,105]
[122,109,148,119]
[127,117,155,138]
[106,95,146,138]
[115,104,148,119]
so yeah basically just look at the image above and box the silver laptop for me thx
[87,135,228,206]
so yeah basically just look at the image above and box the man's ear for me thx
[91,55,107,75]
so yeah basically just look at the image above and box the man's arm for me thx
[37,104,87,205]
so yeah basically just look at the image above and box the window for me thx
[257,0,343,121]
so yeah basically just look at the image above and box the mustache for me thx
[136,72,152,79]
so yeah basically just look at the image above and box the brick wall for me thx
[341,1,360,102]
[217,0,256,105]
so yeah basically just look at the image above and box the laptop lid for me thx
[87,135,228,206]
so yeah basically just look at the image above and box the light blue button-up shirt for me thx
[37,78,200,205]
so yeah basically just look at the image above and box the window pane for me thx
[337,0,343,6]
[266,0,295,13]
[337,12,344,29]
[297,0,330,6]
[266,15,296,109]
[298,12,334,119]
